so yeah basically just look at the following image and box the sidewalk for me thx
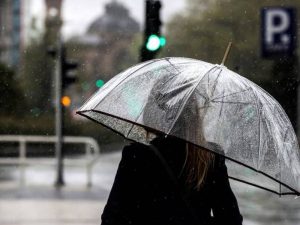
[0,198,104,225]
[0,151,122,225]
[0,184,109,225]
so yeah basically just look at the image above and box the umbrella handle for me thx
[221,42,232,65]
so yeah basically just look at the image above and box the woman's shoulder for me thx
[205,142,226,168]
[213,154,226,167]
[123,142,150,152]
[122,142,155,161]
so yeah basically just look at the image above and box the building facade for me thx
[68,1,141,109]
[0,0,22,68]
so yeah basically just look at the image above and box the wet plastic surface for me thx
[78,57,300,195]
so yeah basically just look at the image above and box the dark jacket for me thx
[101,137,243,225]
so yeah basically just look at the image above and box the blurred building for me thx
[87,1,139,37]
[0,0,22,68]
[86,1,139,77]
[0,0,43,69]
[68,1,140,108]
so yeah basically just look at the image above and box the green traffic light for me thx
[146,35,166,51]
[96,79,104,88]
[160,36,166,46]
[146,35,161,51]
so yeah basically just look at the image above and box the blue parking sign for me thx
[261,7,297,58]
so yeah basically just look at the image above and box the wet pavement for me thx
[0,151,120,225]
[0,151,300,225]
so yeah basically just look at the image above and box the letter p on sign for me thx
[261,7,296,58]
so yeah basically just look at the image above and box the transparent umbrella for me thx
[77,57,300,196]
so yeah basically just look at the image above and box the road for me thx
[0,151,300,225]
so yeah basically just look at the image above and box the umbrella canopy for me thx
[77,57,300,196]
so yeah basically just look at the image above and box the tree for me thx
[162,0,300,82]
[19,18,54,116]
[0,63,25,116]
[20,39,53,115]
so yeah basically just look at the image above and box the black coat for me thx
[101,137,243,225]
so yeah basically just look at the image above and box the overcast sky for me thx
[29,0,186,39]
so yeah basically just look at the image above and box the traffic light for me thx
[140,0,165,62]
[96,79,105,88]
[146,34,166,51]
[61,95,71,107]
[61,47,78,89]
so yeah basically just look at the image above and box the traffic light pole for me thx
[55,37,65,187]
[53,39,78,187]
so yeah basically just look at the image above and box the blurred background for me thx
[1,0,300,224]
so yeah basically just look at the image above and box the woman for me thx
[101,75,243,225]
[101,135,243,225]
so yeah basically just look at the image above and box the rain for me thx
[1,0,300,225]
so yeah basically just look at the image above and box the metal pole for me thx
[19,139,26,186]
[55,37,64,186]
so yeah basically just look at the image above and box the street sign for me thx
[261,7,297,58]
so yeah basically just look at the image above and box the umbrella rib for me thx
[93,58,165,110]
[228,176,299,196]
[194,89,209,101]
[228,176,280,195]
[243,79,262,170]
[209,67,223,100]
[165,58,181,73]
[208,68,224,138]
[218,89,225,117]
[166,65,219,135]
[210,88,252,101]
[257,82,300,187]
[210,100,252,105]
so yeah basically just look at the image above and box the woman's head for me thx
[176,95,214,190]
[143,73,215,190]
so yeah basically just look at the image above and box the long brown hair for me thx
[144,75,215,190]
[180,96,215,190]
[182,142,215,190]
